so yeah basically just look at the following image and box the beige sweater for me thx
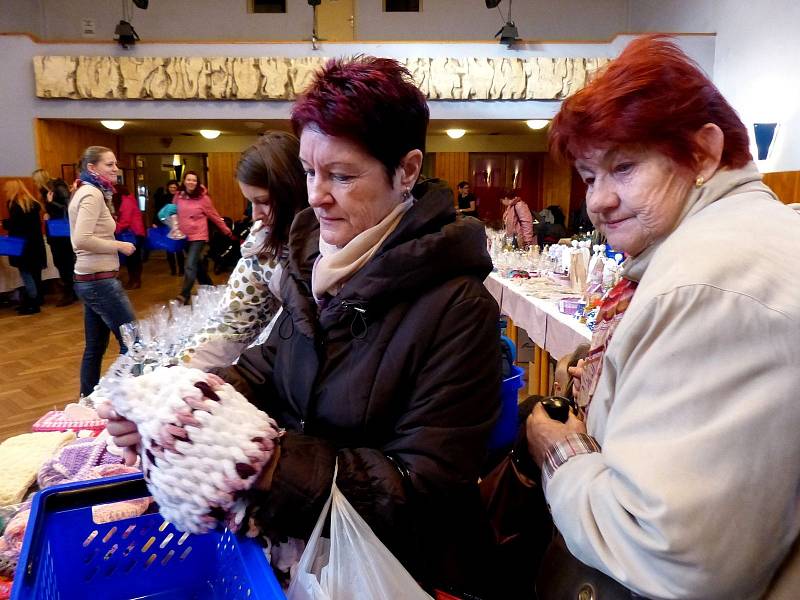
[68,184,120,274]
[547,163,800,599]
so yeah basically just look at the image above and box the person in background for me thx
[113,185,146,290]
[3,180,46,315]
[103,56,501,597]
[173,171,235,304]
[536,204,568,246]
[455,180,478,218]
[32,169,77,306]
[526,35,800,598]
[69,146,136,398]
[176,131,308,369]
[153,180,183,275]
[501,189,536,249]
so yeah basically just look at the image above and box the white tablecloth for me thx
[0,241,61,293]
[484,272,591,359]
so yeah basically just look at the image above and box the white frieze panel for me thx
[33,55,609,100]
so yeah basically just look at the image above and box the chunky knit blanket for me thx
[109,366,281,534]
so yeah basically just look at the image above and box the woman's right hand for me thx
[46,190,54,203]
[117,241,136,256]
[97,402,141,466]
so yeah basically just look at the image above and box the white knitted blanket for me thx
[109,366,280,534]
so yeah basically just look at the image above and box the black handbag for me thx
[537,534,645,600]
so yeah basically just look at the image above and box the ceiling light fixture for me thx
[446,129,466,139]
[486,0,520,45]
[101,120,125,130]
[199,129,221,139]
[526,119,549,130]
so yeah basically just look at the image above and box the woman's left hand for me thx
[526,402,587,467]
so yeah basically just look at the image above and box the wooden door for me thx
[317,0,355,42]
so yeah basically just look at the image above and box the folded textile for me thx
[32,403,106,434]
[0,432,75,505]
[37,430,128,489]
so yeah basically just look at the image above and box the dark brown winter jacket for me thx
[219,178,501,593]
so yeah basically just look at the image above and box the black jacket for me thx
[3,202,46,272]
[222,178,501,592]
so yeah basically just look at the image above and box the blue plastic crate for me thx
[12,473,285,600]
[116,231,137,264]
[488,365,525,452]
[0,235,25,257]
[46,218,71,237]
[147,226,186,253]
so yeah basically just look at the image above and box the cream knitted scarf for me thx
[311,198,413,301]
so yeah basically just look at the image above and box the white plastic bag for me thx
[287,463,433,600]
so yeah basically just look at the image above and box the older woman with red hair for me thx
[525,36,800,598]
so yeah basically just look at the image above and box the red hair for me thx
[549,35,751,171]
[291,56,429,183]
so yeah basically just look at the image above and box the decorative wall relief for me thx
[33,55,609,100]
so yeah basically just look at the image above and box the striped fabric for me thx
[542,432,602,486]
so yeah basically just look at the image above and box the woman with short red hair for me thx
[526,35,800,598]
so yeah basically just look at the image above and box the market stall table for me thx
[485,272,591,395]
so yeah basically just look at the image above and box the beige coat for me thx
[547,163,800,599]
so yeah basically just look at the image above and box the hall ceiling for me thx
[59,118,544,138]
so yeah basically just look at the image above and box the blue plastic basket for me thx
[0,235,25,257]
[46,218,71,238]
[116,231,137,265]
[147,226,186,253]
[488,365,525,452]
[12,473,285,600]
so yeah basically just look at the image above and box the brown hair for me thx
[236,131,308,259]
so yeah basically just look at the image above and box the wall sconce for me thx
[753,123,778,160]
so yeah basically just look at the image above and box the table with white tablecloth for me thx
[484,272,591,395]
[0,241,61,294]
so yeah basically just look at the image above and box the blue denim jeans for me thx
[18,270,41,303]
[180,240,212,299]
[74,276,136,397]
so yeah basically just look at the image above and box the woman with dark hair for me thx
[525,36,800,598]
[103,57,500,595]
[113,184,145,289]
[3,180,46,314]
[153,179,183,275]
[32,168,77,306]
[173,171,235,304]
[176,131,308,368]
[68,146,136,397]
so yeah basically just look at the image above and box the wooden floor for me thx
[0,255,227,443]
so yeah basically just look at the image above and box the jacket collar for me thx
[624,162,770,282]
[283,177,493,333]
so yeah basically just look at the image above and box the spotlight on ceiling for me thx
[485,0,501,7]
[496,21,519,45]
[446,129,466,139]
[200,129,221,140]
[132,0,149,8]
[101,120,125,130]
[526,119,550,130]
[114,20,140,48]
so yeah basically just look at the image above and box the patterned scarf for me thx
[78,169,116,201]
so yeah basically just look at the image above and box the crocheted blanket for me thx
[0,431,75,506]
[109,366,280,534]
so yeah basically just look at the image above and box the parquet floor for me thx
[0,254,229,443]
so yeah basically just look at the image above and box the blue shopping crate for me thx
[147,225,186,253]
[0,235,25,257]
[116,231,137,264]
[46,218,71,237]
[488,365,525,452]
[12,473,285,600]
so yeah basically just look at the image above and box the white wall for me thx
[630,0,800,171]
[355,0,629,41]
[1,0,629,42]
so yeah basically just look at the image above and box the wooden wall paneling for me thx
[542,153,573,228]
[432,152,469,206]
[206,152,246,221]
[34,120,120,181]
[763,171,800,204]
